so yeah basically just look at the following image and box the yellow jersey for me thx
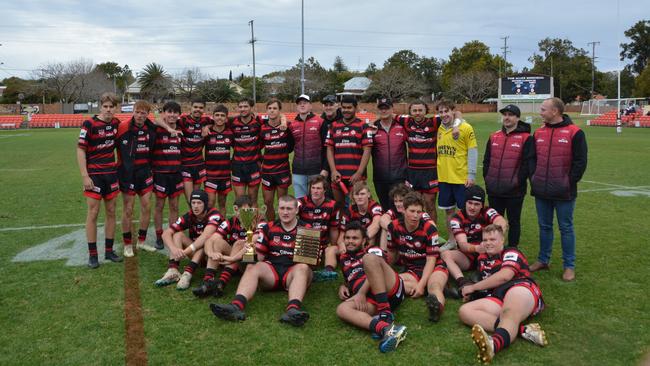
[436,122,477,184]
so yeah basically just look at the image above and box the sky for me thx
[0,0,646,81]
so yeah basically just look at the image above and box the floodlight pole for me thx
[300,0,305,94]
[588,41,600,96]
[616,0,622,134]
[249,20,257,103]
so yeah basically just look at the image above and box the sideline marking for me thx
[579,186,650,193]
[0,168,42,172]
[124,255,148,366]
[0,133,31,139]
[0,220,140,232]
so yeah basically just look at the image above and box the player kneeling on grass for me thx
[384,191,448,323]
[458,224,547,364]
[335,221,407,353]
[155,190,223,290]
[193,195,257,298]
[441,185,507,296]
[210,195,313,326]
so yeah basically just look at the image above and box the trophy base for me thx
[242,252,257,263]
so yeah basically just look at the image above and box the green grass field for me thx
[1,113,649,365]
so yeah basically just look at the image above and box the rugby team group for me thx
[76,91,587,362]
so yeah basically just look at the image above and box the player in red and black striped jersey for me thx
[194,195,259,298]
[155,190,223,291]
[76,92,122,268]
[326,95,373,208]
[261,99,294,221]
[459,225,547,363]
[441,185,507,291]
[204,104,233,214]
[116,101,158,257]
[297,175,339,252]
[230,98,263,205]
[385,192,448,322]
[211,196,313,327]
[335,222,408,353]
[152,101,183,249]
[177,99,212,202]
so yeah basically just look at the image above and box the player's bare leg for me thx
[281,263,312,326]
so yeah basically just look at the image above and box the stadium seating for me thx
[0,115,23,129]
[589,110,649,128]
[29,114,85,128]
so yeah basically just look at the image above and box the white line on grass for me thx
[0,134,31,139]
[0,221,140,232]
[579,186,650,193]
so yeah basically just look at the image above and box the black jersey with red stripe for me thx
[170,208,223,241]
[178,114,211,166]
[204,127,233,179]
[298,196,338,246]
[477,248,533,282]
[255,220,298,266]
[400,115,441,169]
[340,249,367,293]
[231,115,263,164]
[387,217,440,273]
[325,118,373,179]
[338,200,382,231]
[450,207,502,246]
[152,126,182,173]
[78,116,120,175]
[216,216,247,244]
[261,118,294,174]
[116,118,156,170]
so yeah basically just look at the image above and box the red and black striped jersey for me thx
[298,196,338,246]
[230,115,263,164]
[204,127,233,179]
[178,114,211,166]
[387,217,440,273]
[78,116,120,175]
[116,119,156,169]
[400,115,441,169]
[325,118,373,179]
[255,220,298,266]
[450,207,502,247]
[261,118,294,174]
[338,200,382,231]
[216,216,247,245]
[170,208,223,241]
[152,126,182,173]
[477,248,532,282]
[340,248,389,294]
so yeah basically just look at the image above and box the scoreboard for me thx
[500,74,552,100]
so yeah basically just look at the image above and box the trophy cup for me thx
[240,206,265,263]
[293,226,322,265]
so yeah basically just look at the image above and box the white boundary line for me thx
[0,220,140,232]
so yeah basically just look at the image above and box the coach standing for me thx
[482,104,533,247]
[529,97,587,282]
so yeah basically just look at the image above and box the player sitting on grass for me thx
[384,191,447,322]
[210,195,313,327]
[317,181,382,282]
[192,195,258,298]
[335,221,407,353]
[441,185,507,295]
[458,224,547,364]
[155,190,223,290]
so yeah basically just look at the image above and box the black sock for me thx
[184,261,199,274]
[286,299,302,311]
[369,317,391,336]
[204,268,216,281]
[122,232,132,245]
[219,267,236,284]
[325,265,335,272]
[168,259,180,269]
[232,294,248,310]
[138,229,147,242]
[493,327,511,353]
[105,238,114,253]
[88,242,97,257]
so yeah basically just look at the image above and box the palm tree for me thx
[138,63,172,102]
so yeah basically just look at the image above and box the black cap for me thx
[465,185,486,204]
[340,95,358,106]
[295,94,311,103]
[377,97,393,108]
[190,189,210,213]
[499,104,521,117]
[322,94,337,104]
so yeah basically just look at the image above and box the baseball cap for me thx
[322,94,337,104]
[295,94,311,103]
[377,97,393,108]
[499,104,521,117]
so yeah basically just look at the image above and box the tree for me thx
[239,76,268,102]
[596,69,635,98]
[447,71,497,103]
[0,77,41,103]
[417,56,445,98]
[36,59,108,103]
[442,41,504,91]
[528,38,593,102]
[620,20,650,75]
[384,50,421,70]
[364,66,426,101]
[196,79,239,102]
[332,56,349,73]
[634,65,650,96]
[364,62,378,77]
[174,67,206,101]
[138,63,172,102]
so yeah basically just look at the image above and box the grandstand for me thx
[587,110,650,128]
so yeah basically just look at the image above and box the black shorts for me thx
[119,167,154,196]
[205,177,232,194]
[261,171,291,190]
[153,172,183,198]
[232,162,261,186]
[180,164,207,184]
[401,258,448,281]
[366,271,405,311]
[406,168,438,194]
[486,278,545,316]
[84,173,120,200]
[263,261,301,290]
